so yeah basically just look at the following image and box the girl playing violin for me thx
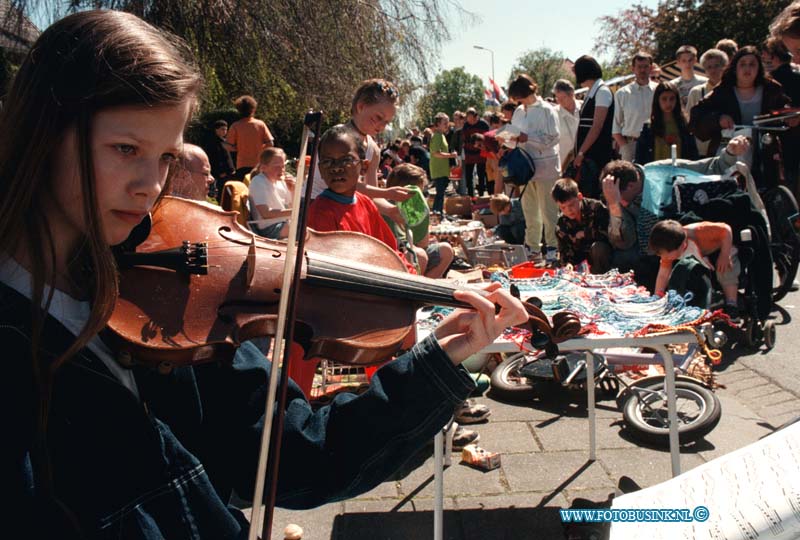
[0,10,527,539]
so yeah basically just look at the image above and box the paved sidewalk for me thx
[254,356,800,540]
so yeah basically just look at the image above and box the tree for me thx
[650,0,792,63]
[13,0,475,152]
[595,0,793,68]
[415,67,484,127]
[594,5,657,69]
[508,47,573,99]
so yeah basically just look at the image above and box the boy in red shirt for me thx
[308,126,488,436]
[649,219,740,313]
[288,125,415,398]
[308,124,415,272]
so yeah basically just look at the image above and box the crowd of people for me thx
[3,3,800,538]
[226,35,790,299]
[176,16,800,475]
[287,33,796,317]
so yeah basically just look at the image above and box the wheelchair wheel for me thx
[763,320,776,350]
[763,186,800,302]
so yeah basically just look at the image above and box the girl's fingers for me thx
[433,308,463,338]
[437,288,528,358]
[435,309,477,339]
[476,281,503,293]
[485,289,529,326]
[452,289,497,317]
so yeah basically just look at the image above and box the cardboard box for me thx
[466,244,527,267]
[473,195,492,212]
[461,444,501,471]
[473,210,498,228]
[444,268,484,283]
[445,196,472,218]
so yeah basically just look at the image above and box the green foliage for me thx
[650,0,792,63]
[18,0,472,156]
[415,67,485,127]
[601,62,629,82]
[508,47,574,99]
[596,0,793,67]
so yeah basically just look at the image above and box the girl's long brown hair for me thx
[0,9,202,526]
[651,82,689,138]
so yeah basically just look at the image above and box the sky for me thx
[438,0,660,87]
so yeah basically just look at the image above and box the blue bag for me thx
[499,148,536,186]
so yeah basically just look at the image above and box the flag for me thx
[484,88,499,107]
[489,78,507,103]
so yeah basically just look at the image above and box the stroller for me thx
[638,161,800,350]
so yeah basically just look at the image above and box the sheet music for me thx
[610,421,800,539]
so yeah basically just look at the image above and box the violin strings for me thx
[307,255,490,303]
[306,259,464,303]
[306,275,464,307]
[308,255,453,291]
[190,249,457,300]
[308,267,450,298]
[140,240,478,303]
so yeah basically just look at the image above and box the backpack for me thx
[498,147,536,186]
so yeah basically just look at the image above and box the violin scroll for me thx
[520,299,583,358]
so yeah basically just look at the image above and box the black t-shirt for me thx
[204,134,235,179]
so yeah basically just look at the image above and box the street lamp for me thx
[473,45,495,86]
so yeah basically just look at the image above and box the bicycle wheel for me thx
[763,186,800,302]
[622,378,722,446]
[489,352,537,401]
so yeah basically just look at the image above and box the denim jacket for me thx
[0,282,475,539]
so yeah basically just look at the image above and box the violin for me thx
[108,196,582,370]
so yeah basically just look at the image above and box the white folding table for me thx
[431,331,700,540]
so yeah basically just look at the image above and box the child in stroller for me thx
[640,138,791,349]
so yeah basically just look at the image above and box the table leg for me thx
[586,351,596,461]
[434,426,444,540]
[652,344,681,476]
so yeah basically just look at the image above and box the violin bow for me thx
[249,110,323,540]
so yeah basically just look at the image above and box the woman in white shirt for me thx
[508,74,561,264]
[248,147,294,238]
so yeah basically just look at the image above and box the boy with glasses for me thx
[307,124,414,273]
